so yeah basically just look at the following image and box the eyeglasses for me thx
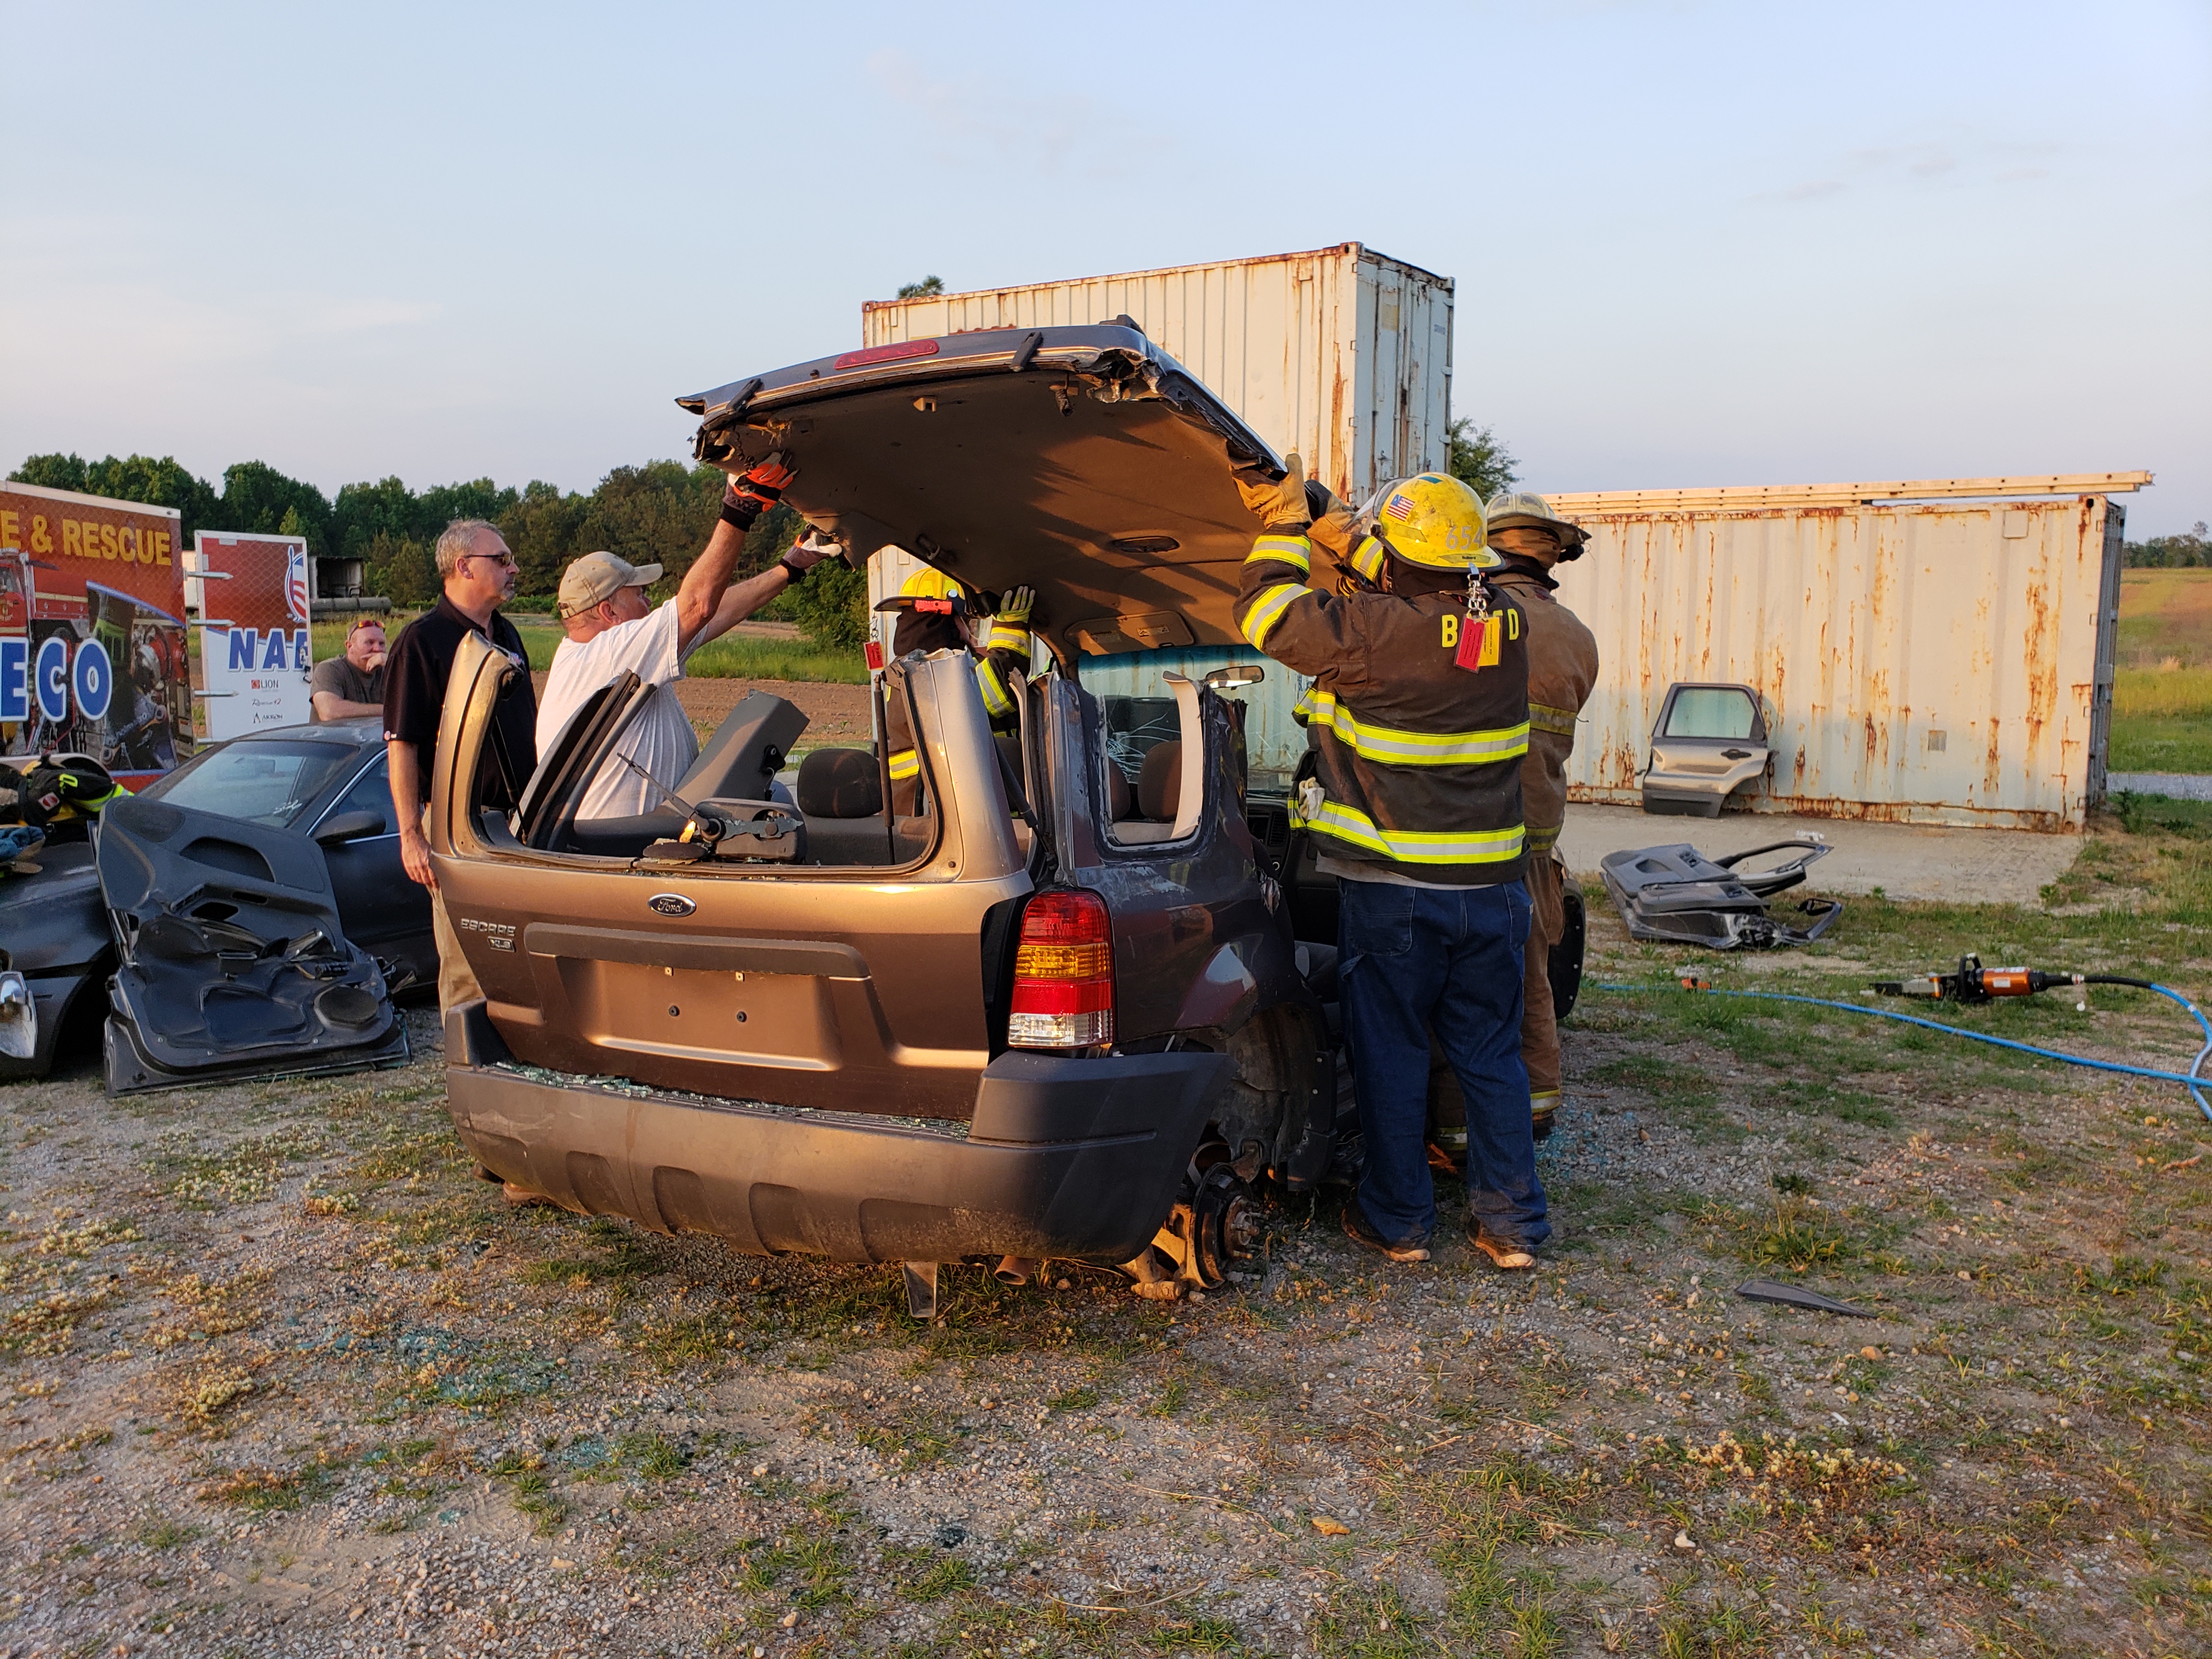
[460,551,518,571]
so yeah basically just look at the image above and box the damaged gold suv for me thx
[427,325,1345,1312]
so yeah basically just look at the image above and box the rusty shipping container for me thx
[1547,475,2152,831]
[863,244,1454,730]
[860,243,1453,504]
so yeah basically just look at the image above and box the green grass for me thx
[2111,570,2211,770]
[310,611,866,684]
[509,621,865,684]
[2109,710,2212,773]
[2117,568,2211,668]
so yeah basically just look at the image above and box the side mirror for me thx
[1201,664,1266,691]
[314,809,387,847]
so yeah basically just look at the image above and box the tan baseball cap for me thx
[557,550,662,619]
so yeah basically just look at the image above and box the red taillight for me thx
[833,339,941,371]
[1008,889,1114,1049]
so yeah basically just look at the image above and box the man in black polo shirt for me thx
[383,517,538,1013]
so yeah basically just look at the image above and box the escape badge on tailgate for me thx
[454,916,517,952]
[647,894,696,918]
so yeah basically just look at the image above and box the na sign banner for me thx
[195,532,313,740]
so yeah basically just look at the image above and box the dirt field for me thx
[523,673,875,752]
[2,812,2206,1657]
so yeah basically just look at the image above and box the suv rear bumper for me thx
[443,1003,1226,1266]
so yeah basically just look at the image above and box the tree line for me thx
[8,452,867,648]
[2125,523,2209,568]
[10,420,1525,652]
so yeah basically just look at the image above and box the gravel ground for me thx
[1,896,2205,1657]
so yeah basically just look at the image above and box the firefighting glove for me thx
[1303,478,1358,556]
[720,452,798,531]
[1233,452,1312,533]
[779,531,838,580]
[993,585,1036,628]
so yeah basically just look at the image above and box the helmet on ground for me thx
[1370,473,1499,571]
[18,754,126,826]
[1485,490,1590,561]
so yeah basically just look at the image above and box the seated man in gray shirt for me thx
[311,617,388,721]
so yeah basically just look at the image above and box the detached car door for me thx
[95,793,409,1092]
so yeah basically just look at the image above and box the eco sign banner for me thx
[0,481,191,787]
[194,532,313,740]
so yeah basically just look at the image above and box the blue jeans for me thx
[1338,876,1548,1250]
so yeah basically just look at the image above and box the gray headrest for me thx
[795,748,882,819]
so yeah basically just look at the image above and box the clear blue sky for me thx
[5,1,2206,535]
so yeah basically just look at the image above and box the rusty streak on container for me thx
[1547,486,2135,831]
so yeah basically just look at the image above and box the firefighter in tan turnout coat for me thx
[1483,491,1600,1141]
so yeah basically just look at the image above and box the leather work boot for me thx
[1342,1203,1431,1263]
[1469,1227,1536,1271]
[1531,1089,1560,1142]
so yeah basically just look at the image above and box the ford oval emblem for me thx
[647,893,696,918]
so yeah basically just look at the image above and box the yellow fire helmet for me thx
[1371,472,1499,571]
[899,567,968,603]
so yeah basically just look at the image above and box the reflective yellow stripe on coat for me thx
[1529,700,1578,737]
[1293,794,1526,865]
[887,748,920,782]
[1296,689,1529,768]
[975,659,1015,720]
[1240,583,1308,650]
[1244,534,1311,575]
[1348,535,1386,585]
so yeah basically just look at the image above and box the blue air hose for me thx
[1592,980,2212,1121]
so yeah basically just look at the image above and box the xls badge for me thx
[647,894,696,918]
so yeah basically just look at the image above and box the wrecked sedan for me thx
[428,323,1348,1306]
[0,717,431,1082]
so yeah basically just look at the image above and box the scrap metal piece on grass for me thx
[1736,1277,1874,1317]
[1599,839,1842,950]
[902,1260,939,1321]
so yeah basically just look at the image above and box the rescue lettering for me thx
[47,516,170,565]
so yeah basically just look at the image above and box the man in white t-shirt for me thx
[535,455,831,819]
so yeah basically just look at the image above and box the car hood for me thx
[680,325,1287,662]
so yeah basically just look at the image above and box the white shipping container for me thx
[1547,474,2152,831]
[862,242,1453,654]
[861,243,1453,504]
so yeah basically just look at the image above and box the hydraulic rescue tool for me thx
[1871,952,2159,1009]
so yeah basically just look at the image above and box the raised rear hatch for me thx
[679,324,1285,665]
